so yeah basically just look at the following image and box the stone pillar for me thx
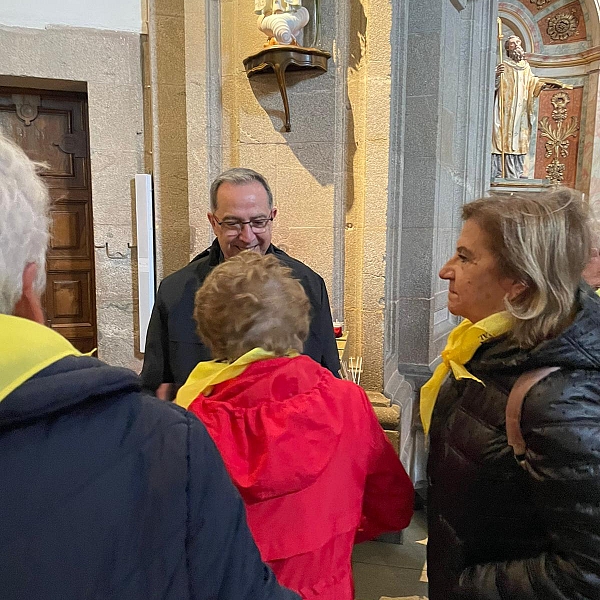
[384,0,497,484]
[148,0,190,279]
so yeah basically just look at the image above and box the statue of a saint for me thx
[492,35,567,179]
[255,0,310,47]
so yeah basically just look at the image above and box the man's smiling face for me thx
[208,181,277,259]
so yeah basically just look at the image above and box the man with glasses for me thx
[141,168,340,398]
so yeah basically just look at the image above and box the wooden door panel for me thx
[46,271,93,325]
[0,94,88,189]
[0,88,97,354]
[49,202,91,260]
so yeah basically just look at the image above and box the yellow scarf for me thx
[0,314,84,403]
[420,312,512,435]
[175,348,298,409]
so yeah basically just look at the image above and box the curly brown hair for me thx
[194,251,311,361]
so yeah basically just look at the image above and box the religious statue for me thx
[255,0,310,47]
[492,34,568,179]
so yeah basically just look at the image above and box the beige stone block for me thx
[286,142,337,174]
[373,405,400,429]
[90,151,139,226]
[366,0,392,65]
[155,182,189,225]
[221,75,240,147]
[97,330,139,370]
[157,158,189,207]
[87,83,144,155]
[235,3,268,62]
[155,85,188,153]
[282,227,334,288]
[344,226,363,312]
[0,28,142,87]
[236,143,280,193]
[342,307,362,357]
[239,78,336,144]
[220,1,238,77]
[158,224,192,277]
[156,0,184,17]
[361,309,385,390]
[92,224,137,365]
[155,15,186,85]
[364,142,390,229]
[384,430,400,453]
[276,169,334,228]
[366,391,390,407]
[362,272,385,311]
[362,227,387,277]
[366,77,391,142]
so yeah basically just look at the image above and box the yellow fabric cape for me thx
[175,347,298,409]
[0,314,84,403]
[420,312,512,435]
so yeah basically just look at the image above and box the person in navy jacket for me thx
[0,134,299,600]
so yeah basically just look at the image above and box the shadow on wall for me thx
[345,0,366,212]
[244,0,367,189]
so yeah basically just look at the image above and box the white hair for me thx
[0,134,50,314]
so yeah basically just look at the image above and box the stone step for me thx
[373,404,400,429]
[366,391,391,407]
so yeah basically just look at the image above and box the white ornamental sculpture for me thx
[255,0,310,47]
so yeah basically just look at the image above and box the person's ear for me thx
[13,262,45,324]
[506,279,528,302]
[271,207,278,220]
[207,212,219,236]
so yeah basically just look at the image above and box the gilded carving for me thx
[538,92,579,184]
[547,12,579,41]
[530,0,552,7]
[550,91,569,122]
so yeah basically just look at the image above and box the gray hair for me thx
[209,168,273,212]
[0,135,50,314]
[505,35,521,52]
[462,188,590,348]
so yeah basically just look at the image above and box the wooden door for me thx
[0,88,97,353]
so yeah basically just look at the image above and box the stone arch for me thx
[580,0,600,44]
[499,3,543,52]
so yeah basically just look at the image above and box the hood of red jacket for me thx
[187,355,343,503]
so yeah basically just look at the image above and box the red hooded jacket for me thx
[187,355,414,600]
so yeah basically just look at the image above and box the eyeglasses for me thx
[213,213,274,234]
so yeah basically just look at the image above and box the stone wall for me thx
[384,0,497,484]
[158,0,396,389]
[0,25,145,371]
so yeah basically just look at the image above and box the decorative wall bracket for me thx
[243,46,330,132]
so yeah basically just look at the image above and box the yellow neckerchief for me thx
[175,347,299,409]
[420,312,513,435]
[0,314,84,403]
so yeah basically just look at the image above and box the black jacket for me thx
[141,240,340,392]
[0,354,299,600]
[427,286,600,600]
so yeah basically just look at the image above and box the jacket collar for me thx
[0,315,83,403]
[474,285,600,373]
[192,238,277,267]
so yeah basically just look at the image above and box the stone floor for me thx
[353,508,428,600]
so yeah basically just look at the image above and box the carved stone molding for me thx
[12,94,40,126]
[530,0,552,7]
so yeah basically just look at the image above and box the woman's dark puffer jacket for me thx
[427,286,600,600]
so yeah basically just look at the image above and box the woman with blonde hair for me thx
[423,188,600,599]
[176,251,413,600]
